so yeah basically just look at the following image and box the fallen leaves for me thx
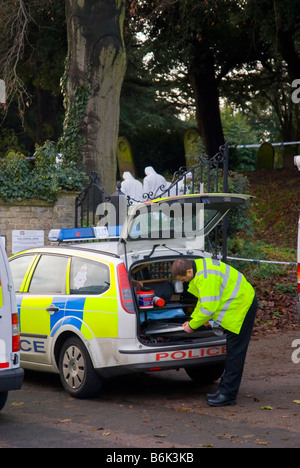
[255,440,271,446]
[252,269,298,336]
[242,169,299,337]
[176,407,192,412]
[211,434,272,446]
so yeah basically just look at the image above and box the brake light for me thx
[117,263,135,313]
[12,313,20,352]
[297,263,300,294]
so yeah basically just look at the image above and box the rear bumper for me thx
[0,367,24,392]
[97,354,226,378]
[97,339,227,378]
[297,300,300,320]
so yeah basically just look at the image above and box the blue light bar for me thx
[48,226,122,242]
[48,227,95,242]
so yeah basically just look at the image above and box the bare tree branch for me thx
[0,0,33,120]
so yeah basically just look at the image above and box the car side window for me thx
[70,258,110,295]
[28,255,69,294]
[9,255,36,292]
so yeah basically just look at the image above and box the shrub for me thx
[0,141,87,203]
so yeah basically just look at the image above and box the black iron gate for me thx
[75,142,229,257]
[153,141,229,200]
[75,170,110,228]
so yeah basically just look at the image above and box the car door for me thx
[65,256,118,339]
[10,253,70,365]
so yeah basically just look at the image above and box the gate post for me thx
[75,171,109,227]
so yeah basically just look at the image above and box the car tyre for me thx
[0,392,8,411]
[185,362,225,384]
[59,337,102,399]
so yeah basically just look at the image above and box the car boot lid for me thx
[117,193,252,259]
[48,193,252,261]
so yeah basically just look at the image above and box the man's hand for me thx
[182,321,194,333]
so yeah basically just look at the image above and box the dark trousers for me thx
[219,294,258,400]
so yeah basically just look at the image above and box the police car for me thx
[0,239,24,410]
[9,194,251,398]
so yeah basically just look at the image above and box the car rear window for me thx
[28,255,69,294]
[70,258,110,295]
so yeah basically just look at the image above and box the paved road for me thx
[0,330,300,449]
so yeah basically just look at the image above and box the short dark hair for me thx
[171,258,193,277]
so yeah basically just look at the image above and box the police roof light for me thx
[48,226,113,242]
[48,227,95,242]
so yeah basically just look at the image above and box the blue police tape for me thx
[224,256,296,266]
[230,141,300,149]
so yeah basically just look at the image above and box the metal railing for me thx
[75,171,110,228]
[140,142,229,202]
[74,143,229,258]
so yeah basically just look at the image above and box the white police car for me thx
[9,194,251,398]
[0,239,24,410]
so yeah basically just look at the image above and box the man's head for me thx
[171,258,194,283]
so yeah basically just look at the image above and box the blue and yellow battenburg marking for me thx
[17,259,119,350]
[18,294,119,341]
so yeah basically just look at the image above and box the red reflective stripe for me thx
[0,363,9,369]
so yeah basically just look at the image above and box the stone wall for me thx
[0,192,78,256]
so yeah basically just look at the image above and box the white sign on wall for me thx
[12,230,44,254]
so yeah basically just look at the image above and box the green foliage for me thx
[59,60,89,162]
[0,128,22,157]
[226,171,253,237]
[0,152,33,202]
[0,141,87,203]
[228,239,281,280]
[188,150,253,238]
[227,237,296,282]
[221,107,260,171]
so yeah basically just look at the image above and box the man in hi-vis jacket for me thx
[171,257,257,407]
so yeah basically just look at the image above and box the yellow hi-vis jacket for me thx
[188,258,255,334]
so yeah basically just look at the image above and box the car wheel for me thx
[0,392,8,411]
[185,362,225,384]
[59,337,102,399]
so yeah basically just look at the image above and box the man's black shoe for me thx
[206,390,220,399]
[207,393,236,407]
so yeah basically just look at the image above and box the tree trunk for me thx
[64,0,126,194]
[189,51,225,158]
